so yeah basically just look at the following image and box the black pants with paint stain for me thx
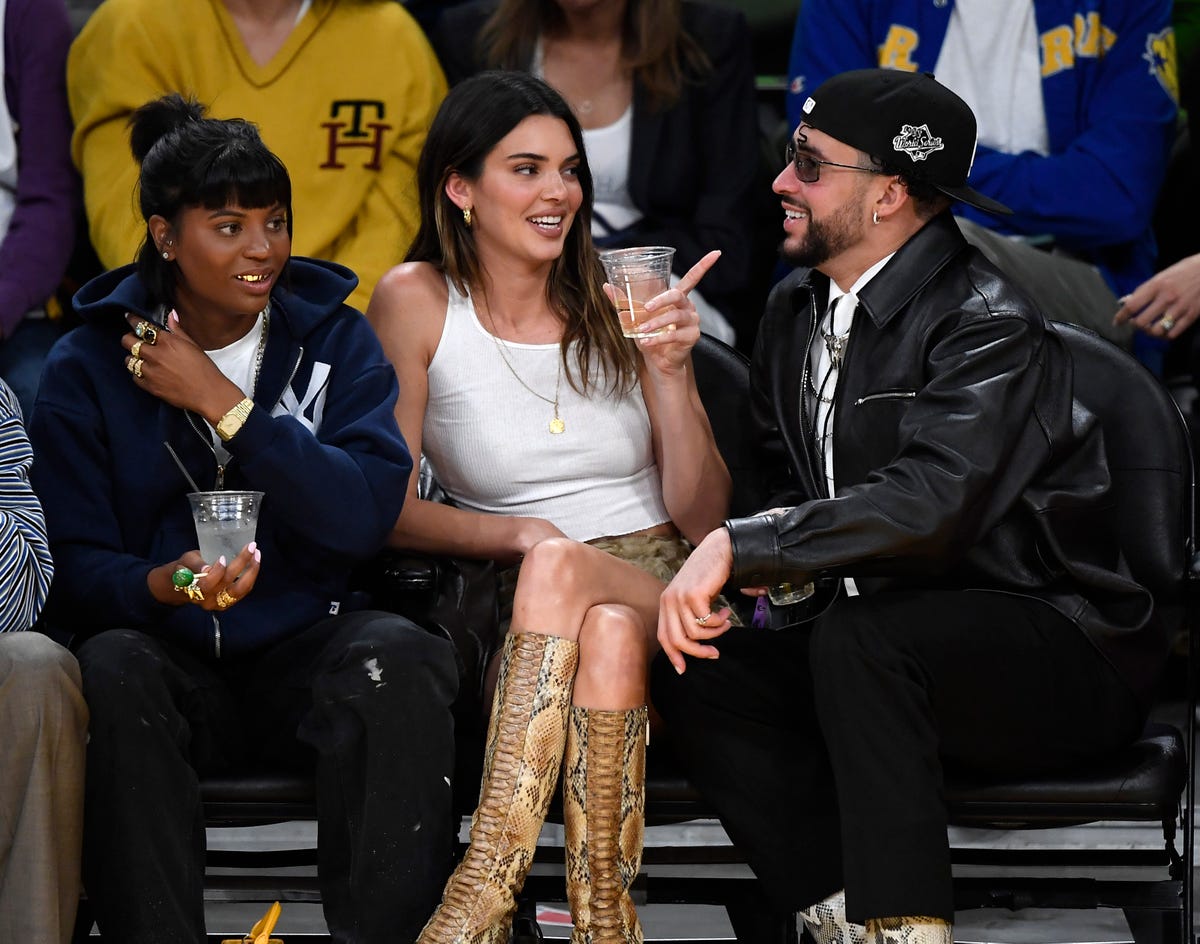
[76,610,460,944]
[651,589,1145,925]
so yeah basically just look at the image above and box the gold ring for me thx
[695,612,713,626]
[667,323,677,333]
[127,356,144,379]
[183,583,204,603]
[134,322,158,344]
[130,339,144,359]
[1160,315,1176,333]
[216,589,236,609]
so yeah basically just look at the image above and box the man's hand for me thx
[658,527,735,674]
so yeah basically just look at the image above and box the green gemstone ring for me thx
[172,566,195,589]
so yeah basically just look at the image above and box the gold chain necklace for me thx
[482,307,565,435]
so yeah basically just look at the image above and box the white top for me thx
[583,106,642,237]
[204,309,266,462]
[807,254,894,597]
[933,0,1050,156]
[421,279,670,542]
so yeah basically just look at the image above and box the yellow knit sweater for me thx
[68,0,446,311]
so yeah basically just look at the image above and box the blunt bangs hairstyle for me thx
[407,71,636,393]
[129,94,293,310]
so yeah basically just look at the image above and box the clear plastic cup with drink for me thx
[598,246,676,339]
[767,580,815,606]
[187,490,264,565]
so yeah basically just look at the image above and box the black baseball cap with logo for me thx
[799,68,1012,217]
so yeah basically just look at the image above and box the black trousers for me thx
[651,589,1143,924]
[76,610,460,944]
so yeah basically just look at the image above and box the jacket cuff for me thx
[725,515,781,587]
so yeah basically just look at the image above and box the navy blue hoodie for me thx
[29,257,412,659]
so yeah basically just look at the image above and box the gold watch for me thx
[215,397,254,442]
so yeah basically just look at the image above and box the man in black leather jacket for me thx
[651,69,1166,944]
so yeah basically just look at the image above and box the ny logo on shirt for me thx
[271,362,330,435]
[320,100,392,170]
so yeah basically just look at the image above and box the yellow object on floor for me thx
[220,900,284,944]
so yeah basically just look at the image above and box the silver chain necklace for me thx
[174,302,272,489]
[249,302,270,396]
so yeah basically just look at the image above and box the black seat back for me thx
[692,333,764,518]
[1053,322,1194,604]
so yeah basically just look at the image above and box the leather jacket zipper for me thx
[797,293,824,487]
[854,390,917,406]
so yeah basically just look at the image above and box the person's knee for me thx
[75,629,170,715]
[0,633,86,719]
[575,604,648,695]
[321,613,459,706]
[515,537,587,597]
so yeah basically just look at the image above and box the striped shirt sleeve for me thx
[0,380,53,632]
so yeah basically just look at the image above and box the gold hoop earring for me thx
[462,205,473,227]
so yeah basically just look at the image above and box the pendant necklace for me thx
[821,321,851,372]
[483,307,565,435]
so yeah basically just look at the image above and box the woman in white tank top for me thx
[367,72,731,943]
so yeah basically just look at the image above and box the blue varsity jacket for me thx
[786,0,1178,296]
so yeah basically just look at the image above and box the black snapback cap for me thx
[799,68,1012,217]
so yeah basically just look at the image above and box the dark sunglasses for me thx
[785,140,882,183]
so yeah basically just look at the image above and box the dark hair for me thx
[129,94,293,309]
[406,71,635,393]
[478,0,710,112]
[868,155,953,221]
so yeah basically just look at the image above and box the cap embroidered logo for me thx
[892,124,945,162]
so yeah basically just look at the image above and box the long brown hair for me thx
[406,71,636,393]
[477,0,711,111]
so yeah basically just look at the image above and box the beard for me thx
[778,185,868,269]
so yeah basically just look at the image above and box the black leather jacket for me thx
[727,213,1163,703]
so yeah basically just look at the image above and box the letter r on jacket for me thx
[878,26,920,71]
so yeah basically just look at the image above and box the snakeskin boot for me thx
[865,917,953,944]
[417,632,579,944]
[562,705,649,943]
[799,889,867,944]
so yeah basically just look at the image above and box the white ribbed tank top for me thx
[421,279,670,542]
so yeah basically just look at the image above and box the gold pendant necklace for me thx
[483,307,565,435]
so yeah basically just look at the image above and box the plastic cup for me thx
[599,246,676,339]
[187,490,264,565]
[767,581,816,606]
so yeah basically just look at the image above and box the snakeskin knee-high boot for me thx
[418,632,580,944]
[563,705,649,944]
[799,889,867,944]
[866,917,953,944]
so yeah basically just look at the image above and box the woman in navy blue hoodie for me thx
[27,95,459,944]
